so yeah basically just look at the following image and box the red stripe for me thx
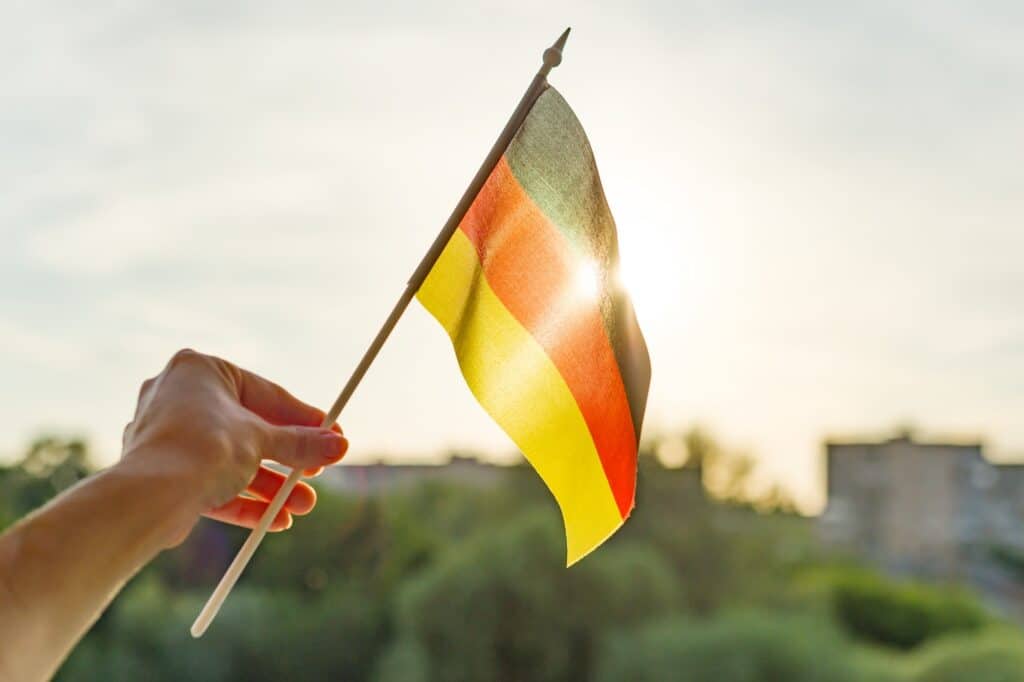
[458,157,637,517]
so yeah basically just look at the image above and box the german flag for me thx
[417,87,651,564]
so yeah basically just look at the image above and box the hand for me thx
[120,349,348,546]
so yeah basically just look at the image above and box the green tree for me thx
[828,569,988,650]
[2,435,92,518]
[394,510,681,682]
[595,610,865,682]
[373,637,431,682]
[910,630,1024,682]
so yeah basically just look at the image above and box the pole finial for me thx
[543,27,571,69]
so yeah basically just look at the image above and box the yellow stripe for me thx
[417,229,622,564]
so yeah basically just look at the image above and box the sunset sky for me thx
[3,1,1022,511]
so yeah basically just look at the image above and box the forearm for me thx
[0,349,346,680]
[0,456,200,681]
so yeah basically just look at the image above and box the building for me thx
[820,432,1024,607]
[321,455,508,495]
[322,452,704,502]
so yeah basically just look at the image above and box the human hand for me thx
[120,349,348,546]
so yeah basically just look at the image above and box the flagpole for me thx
[191,27,571,638]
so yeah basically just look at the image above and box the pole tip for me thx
[554,27,571,50]
[543,27,571,68]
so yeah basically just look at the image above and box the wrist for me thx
[109,453,207,549]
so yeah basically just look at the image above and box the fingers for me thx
[246,465,317,515]
[202,463,324,532]
[260,423,348,471]
[204,497,293,532]
[235,366,340,431]
[165,349,341,434]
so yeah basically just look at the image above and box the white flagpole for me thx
[191,27,571,638]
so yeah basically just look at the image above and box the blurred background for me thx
[3,1,1023,680]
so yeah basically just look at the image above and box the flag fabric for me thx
[416,86,651,564]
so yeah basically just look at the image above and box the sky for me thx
[2,1,1022,511]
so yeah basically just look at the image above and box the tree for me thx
[828,569,988,650]
[1,435,92,519]
[595,611,866,682]
[394,511,681,682]
[910,630,1024,682]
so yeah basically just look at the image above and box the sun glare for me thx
[574,259,602,302]
[615,221,694,331]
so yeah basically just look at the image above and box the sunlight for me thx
[574,258,602,302]
[616,228,689,327]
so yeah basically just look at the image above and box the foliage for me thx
[61,578,388,681]
[1,433,1014,682]
[988,545,1024,582]
[827,569,988,650]
[392,510,681,682]
[0,435,92,523]
[908,630,1024,682]
[372,636,431,682]
[595,610,863,682]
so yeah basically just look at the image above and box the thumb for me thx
[262,424,348,471]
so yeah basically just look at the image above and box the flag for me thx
[416,86,651,564]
